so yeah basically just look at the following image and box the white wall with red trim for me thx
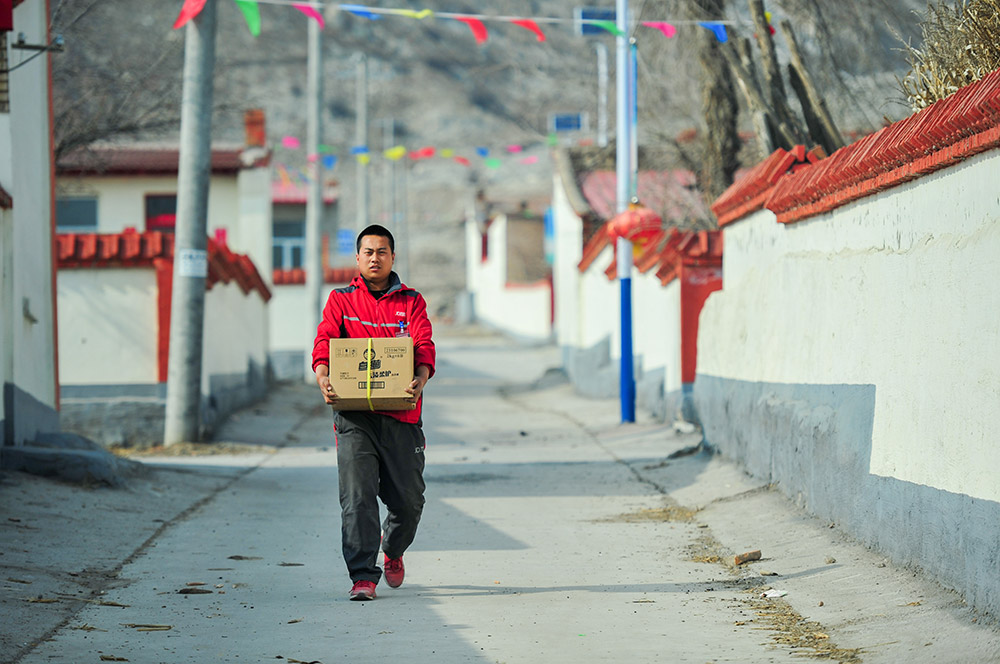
[550,169,721,418]
[700,148,1000,504]
[695,72,1000,616]
[463,212,552,342]
[0,0,59,446]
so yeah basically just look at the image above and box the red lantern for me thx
[606,203,662,250]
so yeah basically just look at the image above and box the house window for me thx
[145,194,177,231]
[56,197,98,232]
[273,220,305,269]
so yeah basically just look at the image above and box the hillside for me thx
[51,0,928,316]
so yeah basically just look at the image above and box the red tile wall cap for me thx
[635,230,672,273]
[57,231,173,267]
[654,230,723,286]
[593,228,722,286]
[56,231,271,302]
[0,184,11,209]
[577,221,612,272]
[206,238,271,302]
[273,266,359,285]
[711,146,816,226]
[767,67,1000,224]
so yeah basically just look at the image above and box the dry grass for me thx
[687,532,864,662]
[900,0,1000,110]
[111,442,278,457]
[614,505,700,523]
[740,592,865,662]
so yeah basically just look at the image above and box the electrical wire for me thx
[2,45,54,74]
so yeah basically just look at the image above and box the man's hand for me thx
[405,364,431,403]
[315,364,339,405]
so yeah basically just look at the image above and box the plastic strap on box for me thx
[366,337,374,411]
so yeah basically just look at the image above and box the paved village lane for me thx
[14,329,1000,663]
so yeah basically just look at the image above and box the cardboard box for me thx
[328,337,416,411]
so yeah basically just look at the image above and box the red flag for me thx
[511,19,545,42]
[455,17,488,43]
[173,0,208,30]
[453,156,471,167]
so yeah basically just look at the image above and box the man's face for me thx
[356,234,394,284]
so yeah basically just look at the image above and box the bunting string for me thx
[173,0,737,43]
[273,133,586,180]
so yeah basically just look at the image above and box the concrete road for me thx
[9,330,1000,663]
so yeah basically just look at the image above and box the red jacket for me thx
[312,273,436,425]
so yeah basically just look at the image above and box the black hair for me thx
[356,224,395,253]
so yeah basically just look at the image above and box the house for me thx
[696,70,1000,616]
[0,0,59,447]
[268,179,352,379]
[463,198,553,342]
[54,110,344,381]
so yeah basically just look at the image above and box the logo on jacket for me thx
[395,311,405,317]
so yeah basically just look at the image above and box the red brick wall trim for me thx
[711,146,814,226]
[590,227,723,287]
[56,231,271,302]
[272,266,358,285]
[767,68,1000,225]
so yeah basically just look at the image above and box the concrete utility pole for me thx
[596,42,609,148]
[380,117,408,281]
[303,17,324,382]
[354,53,369,231]
[164,0,218,445]
[615,0,635,423]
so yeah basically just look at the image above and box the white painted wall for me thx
[551,174,583,350]
[0,0,58,443]
[699,148,1000,503]
[633,272,682,393]
[269,283,339,353]
[465,213,552,342]
[58,266,271,397]
[578,245,619,352]
[203,282,269,388]
[464,214,483,297]
[235,166,274,281]
[58,270,158,385]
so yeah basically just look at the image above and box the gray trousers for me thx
[333,411,426,584]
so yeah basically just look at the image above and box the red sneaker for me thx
[384,555,404,588]
[349,580,377,601]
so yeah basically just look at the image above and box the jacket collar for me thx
[353,271,406,295]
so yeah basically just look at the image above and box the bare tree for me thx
[51,0,187,158]
[693,0,741,203]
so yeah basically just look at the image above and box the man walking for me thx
[312,224,436,601]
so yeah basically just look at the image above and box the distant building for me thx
[54,111,347,381]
